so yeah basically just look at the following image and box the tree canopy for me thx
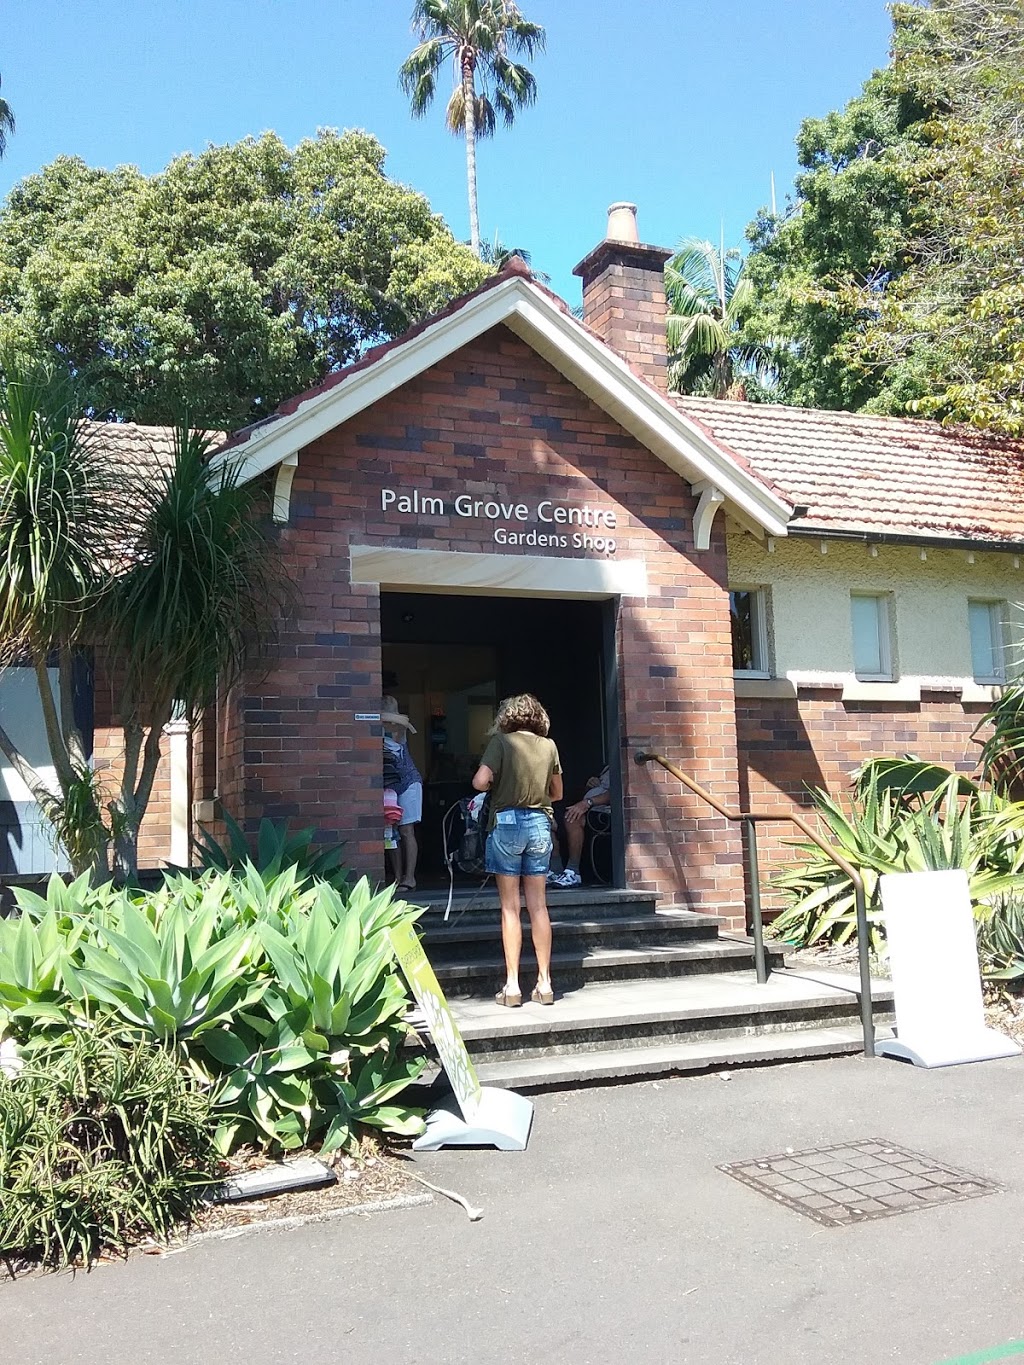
[0,130,490,428]
[742,0,1024,433]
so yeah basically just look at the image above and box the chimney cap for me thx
[572,202,672,280]
[605,201,639,244]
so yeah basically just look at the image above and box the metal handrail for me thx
[635,750,875,1058]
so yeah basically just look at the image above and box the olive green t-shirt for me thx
[480,731,562,829]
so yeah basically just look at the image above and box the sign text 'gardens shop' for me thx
[380,487,618,555]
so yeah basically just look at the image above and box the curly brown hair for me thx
[495,693,551,737]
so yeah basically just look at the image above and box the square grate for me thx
[720,1139,1000,1226]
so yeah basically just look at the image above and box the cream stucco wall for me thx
[726,527,1023,691]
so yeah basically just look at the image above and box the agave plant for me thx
[198,880,424,1154]
[772,759,1024,951]
[194,812,350,892]
[0,869,425,1156]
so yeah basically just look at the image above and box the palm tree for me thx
[666,237,774,398]
[399,1,545,257]
[0,75,14,159]
[479,231,550,282]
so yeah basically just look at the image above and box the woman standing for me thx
[381,696,422,893]
[472,694,563,1007]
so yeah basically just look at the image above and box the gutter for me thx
[786,524,1024,555]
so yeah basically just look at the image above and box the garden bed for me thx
[194,1135,421,1237]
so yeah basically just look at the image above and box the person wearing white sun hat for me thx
[380,696,422,892]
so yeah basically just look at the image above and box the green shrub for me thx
[772,760,1024,951]
[0,1026,218,1271]
[0,868,425,1157]
[194,813,350,892]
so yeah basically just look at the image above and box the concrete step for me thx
[434,939,784,997]
[446,970,894,1063]
[470,1021,896,1091]
[413,886,666,924]
[421,911,723,963]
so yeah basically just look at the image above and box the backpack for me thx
[456,793,490,875]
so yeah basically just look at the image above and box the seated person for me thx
[548,766,611,888]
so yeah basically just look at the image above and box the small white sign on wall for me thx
[878,869,1021,1068]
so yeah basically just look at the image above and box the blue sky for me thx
[4,1,892,301]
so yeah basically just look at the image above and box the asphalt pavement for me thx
[3,1053,1024,1365]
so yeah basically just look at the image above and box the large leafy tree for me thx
[0,352,286,879]
[0,130,490,428]
[399,1,545,256]
[743,0,1024,432]
[665,238,773,398]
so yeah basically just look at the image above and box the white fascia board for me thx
[214,275,792,539]
[211,276,530,484]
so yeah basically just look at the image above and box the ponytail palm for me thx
[666,238,773,398]
[0,353,117,870]
[103,427,288,875]
[0,354,286,879]
[399,1,545,256]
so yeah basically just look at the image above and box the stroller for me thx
[439,791,491,923]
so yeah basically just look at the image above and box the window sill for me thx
[842,680,921,702]
[734,677,797,700]
[961,681,1003,704]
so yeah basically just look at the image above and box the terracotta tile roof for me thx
[84,420,177,484]
[674,396,1024,546]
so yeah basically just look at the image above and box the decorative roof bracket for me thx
[272,452,299,524]
[691,481,726,551]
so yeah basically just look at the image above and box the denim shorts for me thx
[485,809,553,877]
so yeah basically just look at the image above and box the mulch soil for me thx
[190,1133,421,1237]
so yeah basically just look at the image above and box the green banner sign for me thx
[389,920,483,1121]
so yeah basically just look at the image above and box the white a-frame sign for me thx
[878,869,1021,1068]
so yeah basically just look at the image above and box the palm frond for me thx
[0,75,14,160]
[445,86,496,137]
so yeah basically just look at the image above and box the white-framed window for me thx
[730,587,770,676]
[968,599,1008,683]
[850,592,894,681]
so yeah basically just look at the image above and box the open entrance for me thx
[381,591,621,888]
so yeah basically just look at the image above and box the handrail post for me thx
[743,817,769,984]
[635,749,878,1059]
[854,880,876,1058]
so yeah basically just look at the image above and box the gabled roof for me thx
[211,262,795,540]
[675,396,1024,547]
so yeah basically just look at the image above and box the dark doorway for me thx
[381,592,618,886]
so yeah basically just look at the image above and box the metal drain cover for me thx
[720,1139,1000,1226]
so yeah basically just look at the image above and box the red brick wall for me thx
[233,324,748,924]
[736,689,990,907]
[91,665,175,868]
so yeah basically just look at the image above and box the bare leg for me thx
[386,844,401,886]
[495,873,523,995]
[565,818,585,872]
[523,875,553,990]
[399,823,418,888]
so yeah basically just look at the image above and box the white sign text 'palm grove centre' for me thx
[380,487,619,554]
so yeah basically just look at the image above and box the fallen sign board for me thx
[878,868,1021,1068]
[388,920,533,1150]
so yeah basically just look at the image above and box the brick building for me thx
[4,205,1024,930]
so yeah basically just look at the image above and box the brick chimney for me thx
[573,202,673,389]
